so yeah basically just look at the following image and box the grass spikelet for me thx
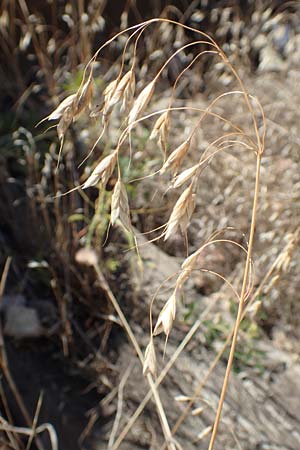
[121,70,136,112]
[164,185,195,241]
[195,426,212,442]
[57,106,73,141]
[181,249,200,272]
[153,289,179,337]
[128,80,155,130]
[74,76,94,119]
[172,164,198,188]
[104,71,133,118]
[150,111,169,140]
[160,137,191,175]
[82,150,118,189]
[143,338,157,377]
[47,94,77,121]
[111,179,132,232]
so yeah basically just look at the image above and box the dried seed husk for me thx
[143,338,157,377]
[191,406,205,416]
[57,105,73,141]
[159,111,170,155]
[111,179,132,232]
[181,249,200,272]
[153,289,179,337]
[150,111,169,140]
[110,71,132,106]
[103,71,133,119]
[196,426,212,442]
[172,164,198,188]
[121,70,135,112]
[103,79,118,97]
[74,77,94,120]
[164,186,195,241]
[48,94,77,121]
[82,150,118,189]
[161,138,191,175]
[128,80,155,130]
[48,76,93,125]
[102,79,118,121]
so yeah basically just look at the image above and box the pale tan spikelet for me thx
[111,71,132,102]
[103,79,118,98]
[128,80,155,130]
[153,289,179,337]
[102,79,118,121]
[164,186,195,241]
[105,71,132,115]
[176,271,189,289]
[57,105,74,141]
[47,94,77,121]
[150,111,169,140]
[195,426,212,442]
[111,179,132,231]
[191,406,206,416]
[174,395,191,402]
[178,249,202,288]
[82,150,118,189]
[247,300,262,319]
[143,338,157,377]
[172,164,199,189]
[121,70,135,112]
[181,249,200,272]
[160,138,191,175]
[74,76,94,119]
[158,111,170,155]
[48,76,93,125]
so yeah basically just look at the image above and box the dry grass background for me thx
[0,1,300,449]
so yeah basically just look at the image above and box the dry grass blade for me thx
[0,419,58,450]
[92,264,176,450]
[111,301,216,450]
[108,362,133,450]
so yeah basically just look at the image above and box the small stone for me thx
[4,305,43,338]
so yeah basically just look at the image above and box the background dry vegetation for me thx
[0,1,300,450]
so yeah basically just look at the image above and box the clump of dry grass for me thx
[0,2,299,448]
[41,17,270,450]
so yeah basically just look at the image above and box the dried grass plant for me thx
[42,18,267,450]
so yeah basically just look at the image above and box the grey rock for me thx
[4,305,43,338]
